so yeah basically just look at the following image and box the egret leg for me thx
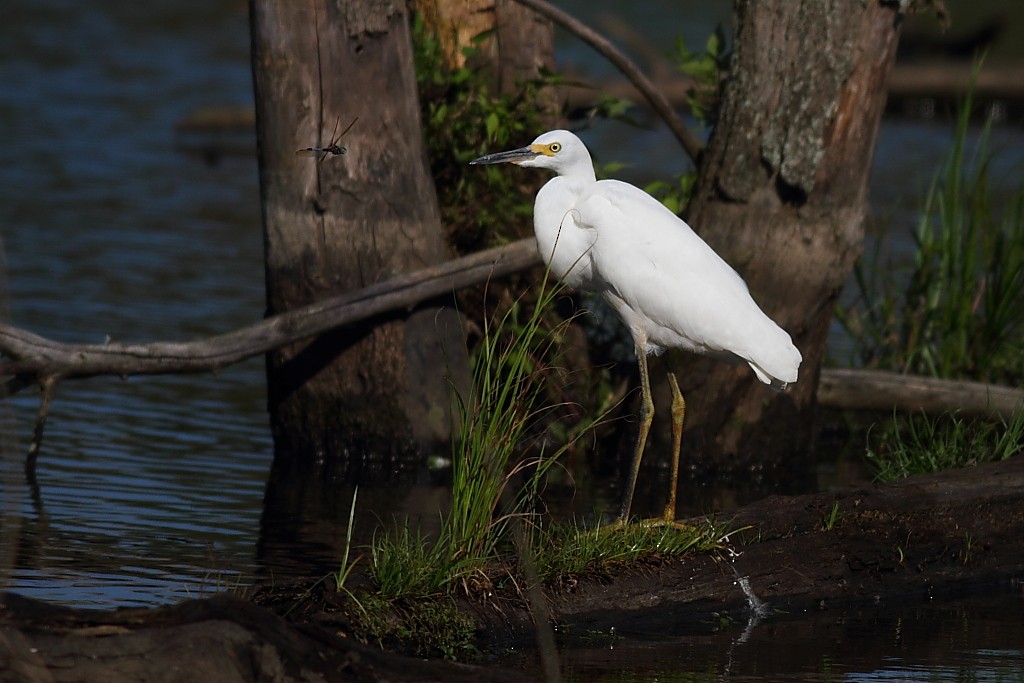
[662,372,686,522]
[618,343,654,523]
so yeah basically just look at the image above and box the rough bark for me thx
[412,0,555,93]
[490,0,555,96]
[672,0,902,471]
[249,0,469,466]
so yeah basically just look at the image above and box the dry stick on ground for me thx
[511,0,705,165]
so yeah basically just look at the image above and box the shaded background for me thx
[0,0,1022,607]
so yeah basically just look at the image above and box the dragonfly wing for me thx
[338,116,358,138]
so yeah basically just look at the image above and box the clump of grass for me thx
[369,525,454,598]
[837,64,1024,480]
[354,594,478,660]
[442,276,573,591]
[533,518,724,581]
[368,275,570,598]
[839,67,1024,384]
[867,408,1024,482]
[367,270,724,603]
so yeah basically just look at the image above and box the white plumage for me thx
[471,130,801,522]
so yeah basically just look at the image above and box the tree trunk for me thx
[413,0,555,93]
[672,0,902,471]
[490,0,556,97]
[249,0,468,469]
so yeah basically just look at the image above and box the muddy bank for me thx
[0,591,533,683]
[2,456,1022,682]
[539,455,1024,643]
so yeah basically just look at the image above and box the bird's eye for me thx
[549,142,562,153]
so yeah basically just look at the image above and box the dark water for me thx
[0,0,267,606]
[503,590,1024,682]
[1,1,1023,678]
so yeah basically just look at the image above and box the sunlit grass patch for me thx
[369,525,456,598]
[867,407,1024,482]
[366,272,577,599]
[837,63,1024,479]
[364,268,725,605]
[839,65,1024,385]
[531,518,725,582]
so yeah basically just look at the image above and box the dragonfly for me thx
[296,116,358,162]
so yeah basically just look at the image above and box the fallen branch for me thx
[0,238,541,390]
[818,368,1023,421]
[4,237,1020,417]
[3,238,1020,468]
[1,238,541,469]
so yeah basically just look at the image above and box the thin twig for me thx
[26,374,59,485]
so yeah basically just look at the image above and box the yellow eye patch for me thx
[530,142,561,156]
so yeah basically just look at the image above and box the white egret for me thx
[470,130,801,523]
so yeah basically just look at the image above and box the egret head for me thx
[470,130,594,179]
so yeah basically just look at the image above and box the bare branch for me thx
[513,0,704,164]
[0,239,542,393]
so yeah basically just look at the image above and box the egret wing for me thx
[577,180,799,383]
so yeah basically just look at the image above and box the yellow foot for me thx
[607,515,691,531]
[636,516,690,530]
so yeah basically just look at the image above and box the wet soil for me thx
[542,454,1024,641]
[2,456,1022,682]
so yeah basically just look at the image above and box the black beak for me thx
[469,146,538,165]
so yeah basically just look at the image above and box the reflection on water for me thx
[1,374,271,606]
[0,0,270,607]
[503,591,1024,682]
